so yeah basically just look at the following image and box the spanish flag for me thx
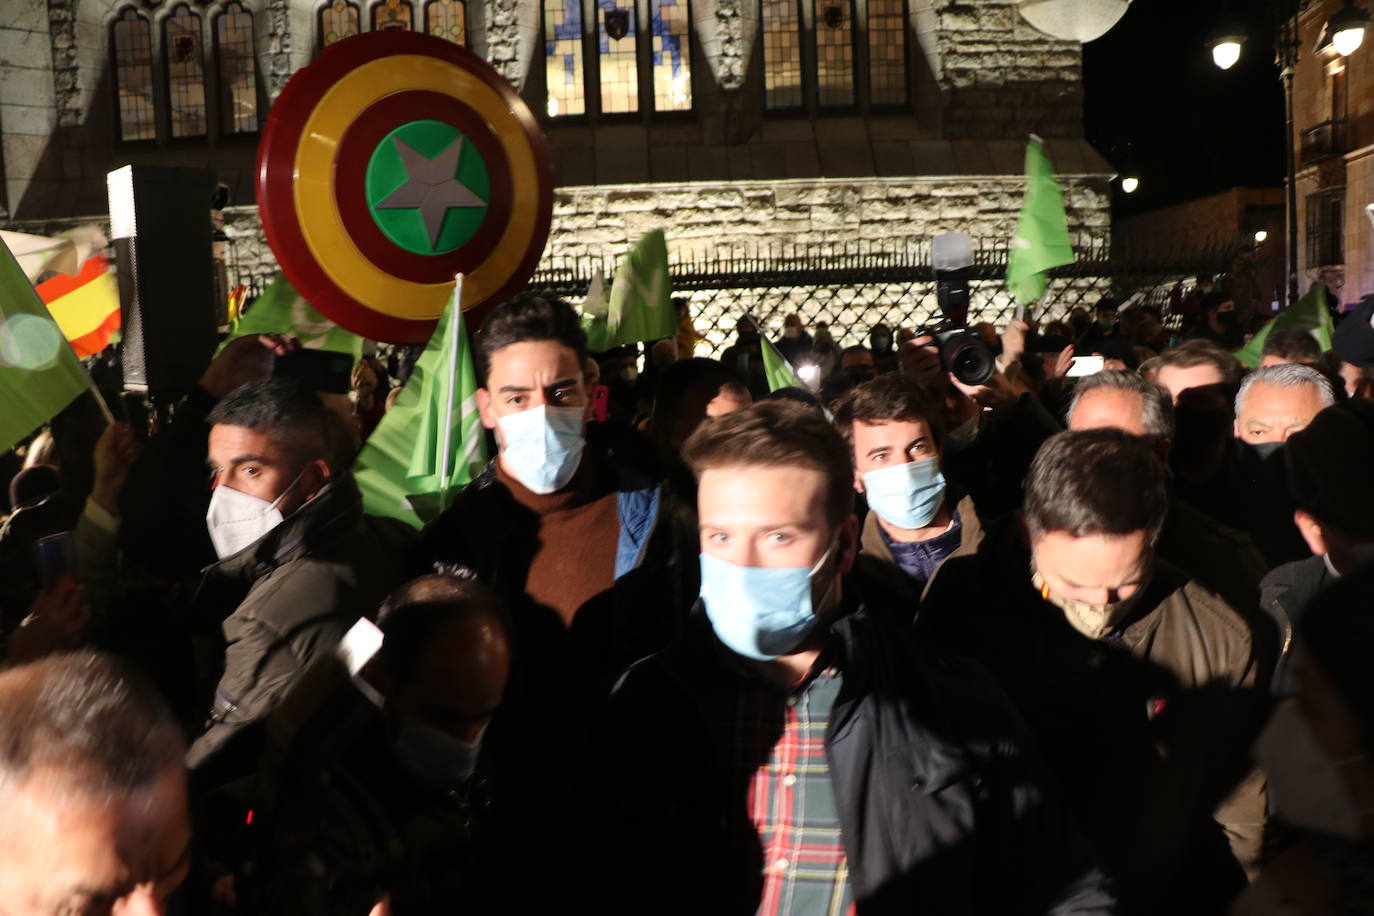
[36,255,120,357]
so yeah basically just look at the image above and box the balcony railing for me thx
[1301,119,1349,166]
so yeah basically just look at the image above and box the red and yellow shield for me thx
[257,31,553,343]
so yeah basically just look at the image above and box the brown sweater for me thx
[495,457,619,627]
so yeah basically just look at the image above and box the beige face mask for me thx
[1030,569,1138,640]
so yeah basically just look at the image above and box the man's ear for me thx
[853,469,866,495]
[476,388,496,431]
[301,457,332,501]
[837,514,861,576]
[1294,509,1329,557]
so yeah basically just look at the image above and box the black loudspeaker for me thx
[107,165,219,401]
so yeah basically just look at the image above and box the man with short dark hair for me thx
[190,377,414,777]
[1262,400,1374,693]
[0,651,191,913]
[1067,370,1271,619]
[421,293,692,906]
[921,429,1267,911]
[833,375,983,596]
[252,574,514,914]
[1260,328,1323,367]
[821,345,877,404]
[1154,340,1242,405]
[604,400,1112,914]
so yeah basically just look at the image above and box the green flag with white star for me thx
[221,272,363,359]
[352,282,488,529]
[607,230,675,347]
[1006,136,1075,308]
[0,235,93,454]
[1234,284,1334,369]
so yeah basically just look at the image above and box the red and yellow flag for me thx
[36,255,120,357]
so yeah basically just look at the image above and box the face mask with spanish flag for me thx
[1030,569,1143,640]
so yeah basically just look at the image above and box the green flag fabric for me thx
[222,272,363,359]
[580,267,613,352]
[1234,284,1334,368]
[761,334,803,392]
[607,230,675,347]
[1005,137,1075,308]
[352,286,488,529]
[0,236,92,454]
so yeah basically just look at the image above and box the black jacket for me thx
[1259,554,1334,695]
[602,601,1114,915]
[188,475,414,781]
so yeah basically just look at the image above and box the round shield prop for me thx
[257,31,553,343]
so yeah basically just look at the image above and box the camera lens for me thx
[940,332,996,387]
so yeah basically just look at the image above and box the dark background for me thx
[1082,0,1287,217]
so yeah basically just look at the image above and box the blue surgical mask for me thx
[496,404,587,494]
[392,718,486,789]
[699,544,836,661]
[862,457,947,530]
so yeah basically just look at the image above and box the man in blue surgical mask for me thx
[419,293,694,907]
[601,400,1112,914]
[833,375,983,596]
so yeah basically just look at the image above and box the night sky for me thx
[1082,0,1287,217]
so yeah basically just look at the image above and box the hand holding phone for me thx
[1066,355,1105,378]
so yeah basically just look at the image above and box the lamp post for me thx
[1210,0,1371,307]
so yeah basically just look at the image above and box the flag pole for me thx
[437,274,463,515]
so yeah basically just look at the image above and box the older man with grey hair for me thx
[1067,370,1175,456]
[0,651,191,914]
[1234,363,1336,446]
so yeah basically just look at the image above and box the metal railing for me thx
[1300,118,1349,166]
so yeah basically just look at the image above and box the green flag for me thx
[580,267,613,352]
[221,272,363,359]
[760,334,803,392]
[352,283,488,529]
[607,230,674,347]
[1005,136,1075,308]
[1234,284,1334,369]
[0,236,92,454]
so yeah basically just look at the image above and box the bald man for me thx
[252,574,512,915]
[0,652,191,915]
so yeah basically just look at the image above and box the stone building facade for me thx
[1,0,1113,330]
[1292,0,1374,305]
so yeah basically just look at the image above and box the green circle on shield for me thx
[366,119,490,255]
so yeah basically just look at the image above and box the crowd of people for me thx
[1,278,1374,915]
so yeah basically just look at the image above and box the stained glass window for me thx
[215,2,258,133]
[425,0,467,44]
[112,7,155,141]
[597,0,638,113]
[650,0,691,110]
[761,0,802,109]
[867,0,906,105]
[320,0,360,46]
[814,0,853,106]
[164,4,207,137]
[544,0,585,116]
[372,0,414,30]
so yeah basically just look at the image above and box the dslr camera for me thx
[919,232,996,387]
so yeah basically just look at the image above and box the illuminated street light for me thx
[1254,229,1269,243]
[1120,176,1139,194]
[1330,0,1372,55]
[1211,38,1243,69]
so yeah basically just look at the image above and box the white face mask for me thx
[1255,699,1367,839]
[205,471,303,559]
[1031,568,1140,639]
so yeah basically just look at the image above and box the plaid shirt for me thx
[734,661,855,916]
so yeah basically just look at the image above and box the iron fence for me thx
[526,238,1235,358]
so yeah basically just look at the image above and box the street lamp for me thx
[1207,1,1371,305]
[1330,0,1373,56]
[1255,229,1269,243]
[1120,176,1139,194]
